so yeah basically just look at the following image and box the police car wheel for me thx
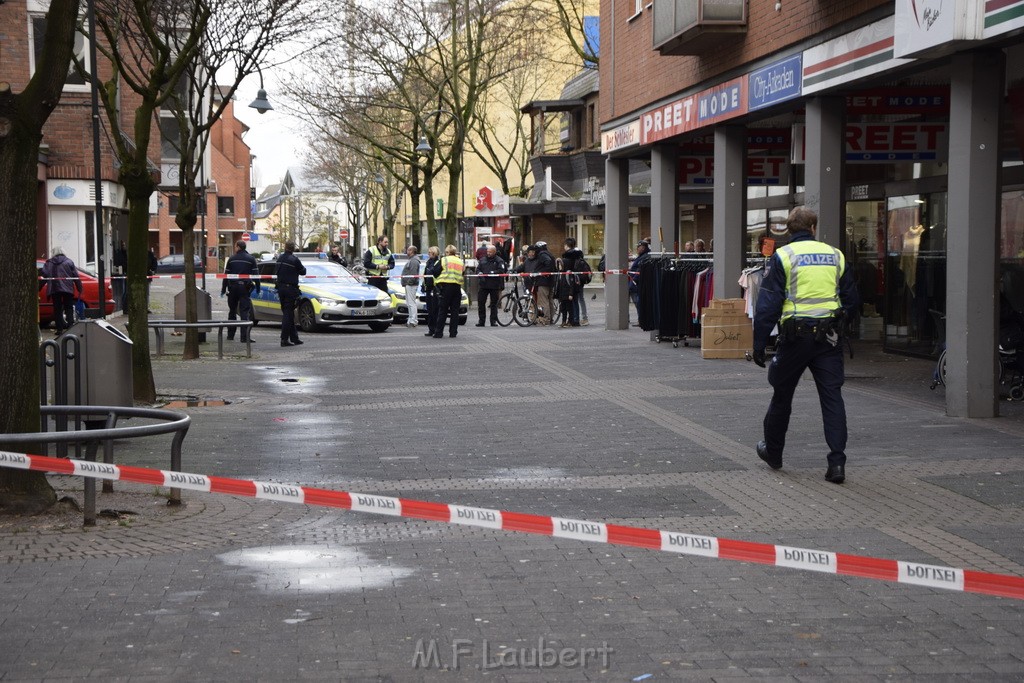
[298,301,319,333]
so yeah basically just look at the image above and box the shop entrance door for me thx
[845,200,886,341]
[883,193,948,356]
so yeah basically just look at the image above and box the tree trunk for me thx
[123,180,157,403]
[181,225,199,359]
[0,99,56,513]
[0,0,83,513]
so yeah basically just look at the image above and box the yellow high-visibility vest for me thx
[434,256,465,286]
[369,245,390,276]
[777,240,844,320]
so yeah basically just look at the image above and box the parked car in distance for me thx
[251,259,393,333]
[154,253,205,273]
[36,259,116,327]
[388,258,468,326]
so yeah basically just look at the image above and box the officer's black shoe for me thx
[281,341,294,347]
[475,322,485,327]
[756,441,782,470]
[291,339,303,345]
[825,465,845,484]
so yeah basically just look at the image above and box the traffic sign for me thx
[339,228,350,240]
[241,232,251,241]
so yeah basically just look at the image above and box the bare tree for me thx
[288,0,537,247]
[551,0,599,68]
[160,0,320,359]
[0,0,82,512]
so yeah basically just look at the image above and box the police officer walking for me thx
[751,207,858,484]
[363,235,395,293]
[276,241,306,347]
[222,240,260,343]
[432,244,464,339]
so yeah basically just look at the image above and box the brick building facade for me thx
[597,0,1024,417]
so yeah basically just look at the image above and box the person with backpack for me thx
[534,241,557,326]
[556,238,587,327]
[41,246,83,336]
[562,238,591,325]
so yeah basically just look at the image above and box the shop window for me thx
[30,14,89,91]
[218,197,235,216]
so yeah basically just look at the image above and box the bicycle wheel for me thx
[513,296,536,327]
[937,349,947,387]
[496,294,515,327]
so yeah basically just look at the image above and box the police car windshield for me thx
[301,262,359,283]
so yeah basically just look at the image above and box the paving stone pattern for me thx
[1,282,1022,680]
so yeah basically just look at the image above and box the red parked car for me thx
[37,259,116,327]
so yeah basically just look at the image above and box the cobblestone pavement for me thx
[1,280,1022,680]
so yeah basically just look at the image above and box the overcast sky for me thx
[234,73,309,193]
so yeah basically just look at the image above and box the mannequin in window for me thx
[899,224,925,292]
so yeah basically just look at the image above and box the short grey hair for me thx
[51,246,64,257]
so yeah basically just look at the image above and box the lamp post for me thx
[415,109,465,249]
[248,66,274,114]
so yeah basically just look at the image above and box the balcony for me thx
[652,0,747,56]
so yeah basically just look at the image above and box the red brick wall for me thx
[600,0,890,124]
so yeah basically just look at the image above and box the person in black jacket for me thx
[423,246,441,337]
[276,241,307,347]
[629,239,652,326]
[475,244,507,326]
[556,242,586,327]
[221,240,260,343]
[534,241,556,326]
[41,247,83,335]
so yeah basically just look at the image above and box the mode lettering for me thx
[0,453,27,464]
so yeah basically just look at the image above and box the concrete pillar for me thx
[713,125,745,299]
[946,50,1003,418]
[651,144,679,252]
[805,96,845,246]
[604,156,630,330]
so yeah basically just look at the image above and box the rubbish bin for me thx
[174,288,212,341]
[63,319,134,407]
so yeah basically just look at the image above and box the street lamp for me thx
[248,66,274,114]
[414,109,466,250]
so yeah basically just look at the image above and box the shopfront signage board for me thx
[748,54,803,111]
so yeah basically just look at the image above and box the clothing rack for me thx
[638,254,767,348]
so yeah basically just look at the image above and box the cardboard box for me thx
[707,298,747,312]
[701,310,753,359]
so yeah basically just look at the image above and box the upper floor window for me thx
[29,13,90,92]
[218,197,235,216]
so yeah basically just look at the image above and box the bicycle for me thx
[496,276,537,327]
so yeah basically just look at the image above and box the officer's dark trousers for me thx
[437,284,461,337]
[478,288,500,324]
[226,285,253,341]
[763,334,847,467]
[425,289,439,334]
[278,284,301,343]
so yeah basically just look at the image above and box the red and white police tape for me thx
[41,270,635,282]
[5,450,1017,600]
